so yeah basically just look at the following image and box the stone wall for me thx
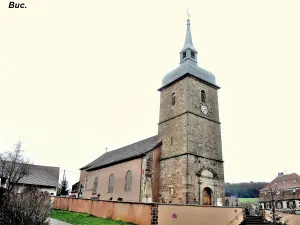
[159,155,187,204]
[140,146,161,203]
[141,151,154,202]
[186,154,225,205]
[186,77,220,122]
[158,76,224,206]
[158,204,243,225]
[53,197,243,225]
[159,79,188,123]
[264,210,300,225]
[53,197,153,225]
[152,146,162,202]
[158,114,188,159]
[187,113,223,160]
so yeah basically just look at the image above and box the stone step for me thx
[246,222,267,224]
[239,216,269,225]
[246,216,263,219]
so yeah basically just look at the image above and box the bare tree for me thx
[0,141,31,192]
[260,186,290,225]
[0,142,51,225]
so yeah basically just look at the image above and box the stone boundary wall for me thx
[53,197,243,225]
[158,204,243,225]
[53,197,153,225]
[263,210,300,225]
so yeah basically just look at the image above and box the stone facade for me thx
[141,151,154,202]
[158,76,225,205]
[159,155,187,204]
[188,154,225,205]
[141,146,162,203]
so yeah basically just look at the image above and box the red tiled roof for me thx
[260,173,300,191]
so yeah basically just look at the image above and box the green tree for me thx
[225,182,269,198]
[57,174,69,196]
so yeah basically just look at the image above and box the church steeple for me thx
[180,18,198,64]
[160,15,218,91]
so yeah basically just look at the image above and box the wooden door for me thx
[202,187,212,205]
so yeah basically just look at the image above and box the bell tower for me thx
[158,18,225,205]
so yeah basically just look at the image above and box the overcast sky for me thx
[1,0,300,187]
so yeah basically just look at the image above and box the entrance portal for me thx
[202,187,213,205]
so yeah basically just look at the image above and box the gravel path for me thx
[49,218,73,225]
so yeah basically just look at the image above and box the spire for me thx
[180,12,198,64]
[181,19,197,53]
[160,12,218,90]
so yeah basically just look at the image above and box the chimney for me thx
[278,172,284,176]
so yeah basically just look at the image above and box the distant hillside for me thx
[225,182,268,198]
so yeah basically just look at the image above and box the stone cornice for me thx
[158,111,221,125]
[160,152,224,163]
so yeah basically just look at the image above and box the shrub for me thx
[0,188,51,225]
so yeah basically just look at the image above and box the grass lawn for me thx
[238,198,259,203]
[51,209,134,225]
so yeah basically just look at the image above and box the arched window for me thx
[172,93,176,105]
[125,170,132,192]
[108,174,114,193]
[201,90,206,103]
[92,177,98,195]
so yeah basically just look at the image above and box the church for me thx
[78,18,225,206]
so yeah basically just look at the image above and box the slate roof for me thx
[80,135,160,171]
[0,161,60,188]
[260,173,300,191]
[19,164,60,187]
[160,60,218,90]
[181,19,197,53]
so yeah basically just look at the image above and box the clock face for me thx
[201,105,208,115]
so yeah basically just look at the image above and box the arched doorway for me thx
[202,187,213,205]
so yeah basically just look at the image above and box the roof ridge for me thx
[260,173,300,191]
[1,160,59,169]
[29,164,59,169]
[80,135,160,171]
[105,135,158,154]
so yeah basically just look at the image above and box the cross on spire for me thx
[180,11,197,64]
[186,8,190,20]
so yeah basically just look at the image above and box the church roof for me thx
[80,135,160,171]
[260,173,300,191]
[159,19,219,90]
[161,60,217,89]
